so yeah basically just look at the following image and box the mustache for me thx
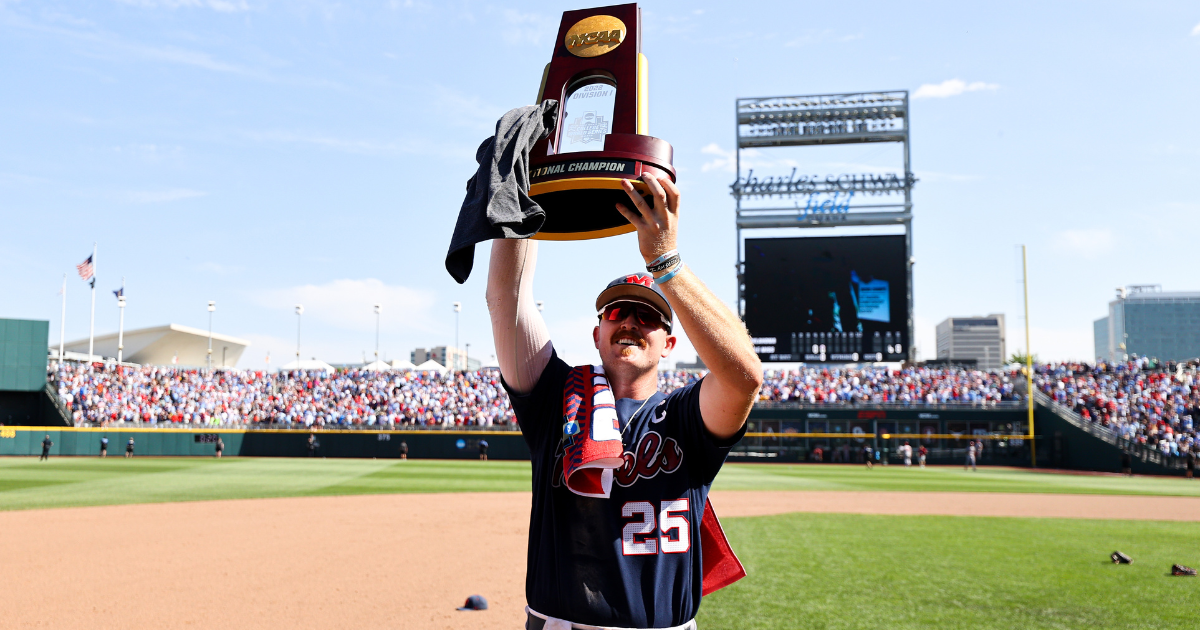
[610,330,648,349]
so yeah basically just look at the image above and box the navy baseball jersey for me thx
[505,351,744,628]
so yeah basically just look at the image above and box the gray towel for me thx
[445,101,560,284]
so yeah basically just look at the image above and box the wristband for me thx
[646,249,678,269]
[647,254,681,274]
[654,262,685,285]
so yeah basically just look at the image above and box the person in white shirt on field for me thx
[901,441,913,467]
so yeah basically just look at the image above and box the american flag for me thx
[76,255,94,282]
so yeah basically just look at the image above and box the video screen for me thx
[743,235,909,363]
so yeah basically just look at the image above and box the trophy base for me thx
[528,134,674,241]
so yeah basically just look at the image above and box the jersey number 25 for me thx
[621,499,690,556]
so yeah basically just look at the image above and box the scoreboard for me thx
[743,235,909,363]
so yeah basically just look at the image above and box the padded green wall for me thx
[0,427,530,460]
[0,319,49,392]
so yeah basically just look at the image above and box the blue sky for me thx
[2,1,1198,368]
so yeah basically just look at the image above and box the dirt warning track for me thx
[2,490,1198,630]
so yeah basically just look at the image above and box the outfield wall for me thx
[1,402,1185,475]
[0,427,531,460]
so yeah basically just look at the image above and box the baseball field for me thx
[2,459,1198,629]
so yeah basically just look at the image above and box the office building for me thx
[935,314,1006,371]
[1094,285,1200,363]
[411,346,481,371]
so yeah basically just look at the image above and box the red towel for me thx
[561,365,746,594]
[561,365,626,497]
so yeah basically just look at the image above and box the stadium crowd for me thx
[56,363,514,427]
[748,366,1018,405]
[54,360,1028,428]
[1037,359,1199,456]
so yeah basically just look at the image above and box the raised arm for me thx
[486,239,553,395]
[615,175,763,439]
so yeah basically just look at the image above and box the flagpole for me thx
[117,278,126,364]
[58,274,67,364]
[88,243,97,363]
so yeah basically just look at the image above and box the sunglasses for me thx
[597,300,672,332]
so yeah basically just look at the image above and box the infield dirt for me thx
[3,490,1199,629]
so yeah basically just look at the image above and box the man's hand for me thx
[615,172,763,441]
[615,174,678,264]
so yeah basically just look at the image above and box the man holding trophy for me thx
[487,172,761,629]
[448,4,760,627]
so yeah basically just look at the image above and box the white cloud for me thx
[1057,228,1114,259]
[243,130,475,160]
[700,143,736,173]
[1192,21,1200,36]
[785,29,863,47]
[1029,325,1094,363]
[913,79,999,99]
[498,9,557,46]
[196,261,242,274]
[125,188,207,203]
[253,279,438,334]
[113,0,250,12]
[430,86,505,131]
[111,143,184,163]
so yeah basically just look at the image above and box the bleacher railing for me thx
[1035,391,1185,470]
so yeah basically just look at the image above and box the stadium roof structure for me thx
[57,324,250,368]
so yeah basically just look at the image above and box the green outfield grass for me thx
[4,458,1197,628]
[712,464,1200,497]
[1,458,1200,511]
[0,458,531,511]
[699,512,1200,630]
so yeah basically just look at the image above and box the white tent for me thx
[389,359,417,370]
[414,359,447,373]
[278,358,336,372]
[361,360,392,371]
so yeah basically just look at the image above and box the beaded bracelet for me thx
[654,262,685,285]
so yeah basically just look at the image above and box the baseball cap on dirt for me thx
[457,595,488,611]
[595,272,674,329]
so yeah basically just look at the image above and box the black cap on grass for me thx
[457,595,488,611]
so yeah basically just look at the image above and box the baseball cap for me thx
[457,595,488,611]
[595,272,674,329]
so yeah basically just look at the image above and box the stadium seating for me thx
[56,362,1026,429]
[1036,360,1199,456]
[56,363,513,427]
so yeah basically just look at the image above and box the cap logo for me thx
[625,274,653,287]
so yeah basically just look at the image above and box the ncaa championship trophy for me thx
[529,2,675,240]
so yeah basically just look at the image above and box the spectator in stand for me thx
[748,366,1016,405]
[55,363,517,428]
[55,361,1032,431]
[1036,360,1200,459]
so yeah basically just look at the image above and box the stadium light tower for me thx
[207,300,216,371]
[294,304,304,367]
[453,301,462,370]
[374,303,382,363]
